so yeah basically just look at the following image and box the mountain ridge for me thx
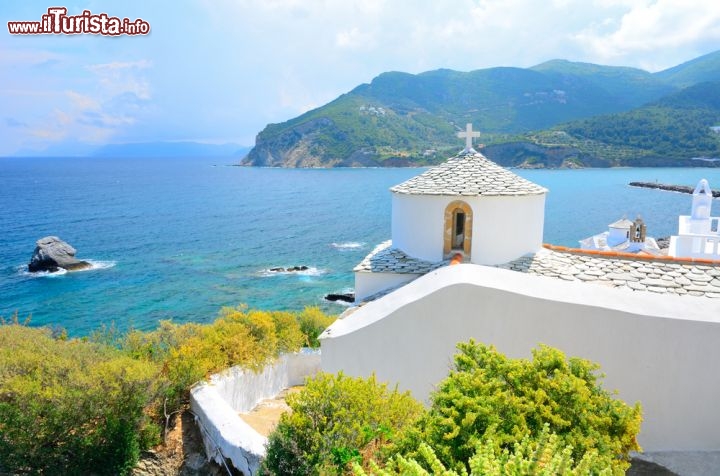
[243,51,720,168]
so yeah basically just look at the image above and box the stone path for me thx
[238,387,303,437]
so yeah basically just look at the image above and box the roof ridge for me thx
[390,151,547,196]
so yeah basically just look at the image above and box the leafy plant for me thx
[0,305,336,475]
[0,323,163,475]
[262,372,424,475]
[353,424,619,475]
[404,341,641,473]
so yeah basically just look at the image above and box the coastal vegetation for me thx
[0,307,335,475]
[241,50,720,168]
[263,341,641,475]
[262,373,424,475]
[352,426,619,476]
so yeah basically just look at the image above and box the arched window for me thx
[443,201,473,258]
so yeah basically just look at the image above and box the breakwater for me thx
[629,181,720,198]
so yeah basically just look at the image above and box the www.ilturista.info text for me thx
[7,7,150,36]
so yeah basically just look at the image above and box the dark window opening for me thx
[453,211,465,250]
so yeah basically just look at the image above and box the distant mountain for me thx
[480,80,720,168]
[93,141,249,158]
[243,50,720,168]
[529,60,673,109]
[654,50,720,88]
[520,81,720,167]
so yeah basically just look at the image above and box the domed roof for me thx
[390,151,547,196]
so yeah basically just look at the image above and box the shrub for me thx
[0,324,163,475]
[295,306,336,348]
[262,372,424,475]
[408,341,641,473]
[119,306,335,411]
[353,424,618,475]
[0,305,337,475]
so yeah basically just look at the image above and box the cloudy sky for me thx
[1,0,719,156]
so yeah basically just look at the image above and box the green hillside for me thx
[530,60,673,109]
[484,81,720,169]
[243,51,720,167]
[557,81,720,165]
[654,50,720,88]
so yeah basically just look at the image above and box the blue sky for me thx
[1,0,720,156]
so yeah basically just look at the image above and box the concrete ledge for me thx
[191,384,265,475]
[190,350,321,475]
[634,451,720,476]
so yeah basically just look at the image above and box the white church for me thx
[579,216,662,255]
[353,124,547,301]
[320,125,720,472]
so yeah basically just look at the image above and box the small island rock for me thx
[269,265,310,273]
[28,236,91,272]
[325,293,355,303]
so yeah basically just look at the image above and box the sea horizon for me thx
[2,155,719,336]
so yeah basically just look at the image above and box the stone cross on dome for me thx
[457,123,480,153]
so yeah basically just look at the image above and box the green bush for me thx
[296,306,336,348]
[118,306,335,411]
[407,341,641,473]
[353,424,618,475]
[0,323,163,475]
[262,372,424,475]
[0,305,336,475]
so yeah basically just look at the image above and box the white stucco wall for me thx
[670,215,720,259]
[391,193,545,265]
[392,194,446,262]
[354,270,421,302]
[320,265,720,452]
[190,351,321,475]
[469,194,545,265]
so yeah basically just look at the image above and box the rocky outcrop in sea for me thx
[28,236,91,273]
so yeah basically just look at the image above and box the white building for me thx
[322,130,720,469]
[579,216,661,254]
[669,179,720,259]
[353,124,547,301]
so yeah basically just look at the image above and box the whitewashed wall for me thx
[391,193,545,265]
[354,270,420,302]
[392,194,445,261]
[190,350,321,475]
[321,264,720,452]
[469,194,545,265]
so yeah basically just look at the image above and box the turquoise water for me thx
[2,156,719,335]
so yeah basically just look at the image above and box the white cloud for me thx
[0,48,63,67]
[88,60,152,100]
[574,0,720,70]
[2,0,720,155]
[336,27,374,49]
[87,60,152,72]
[65,90,100,111]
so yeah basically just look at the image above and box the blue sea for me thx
[2,156,719,335]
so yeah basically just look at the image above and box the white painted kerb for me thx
[190,350,321,475]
